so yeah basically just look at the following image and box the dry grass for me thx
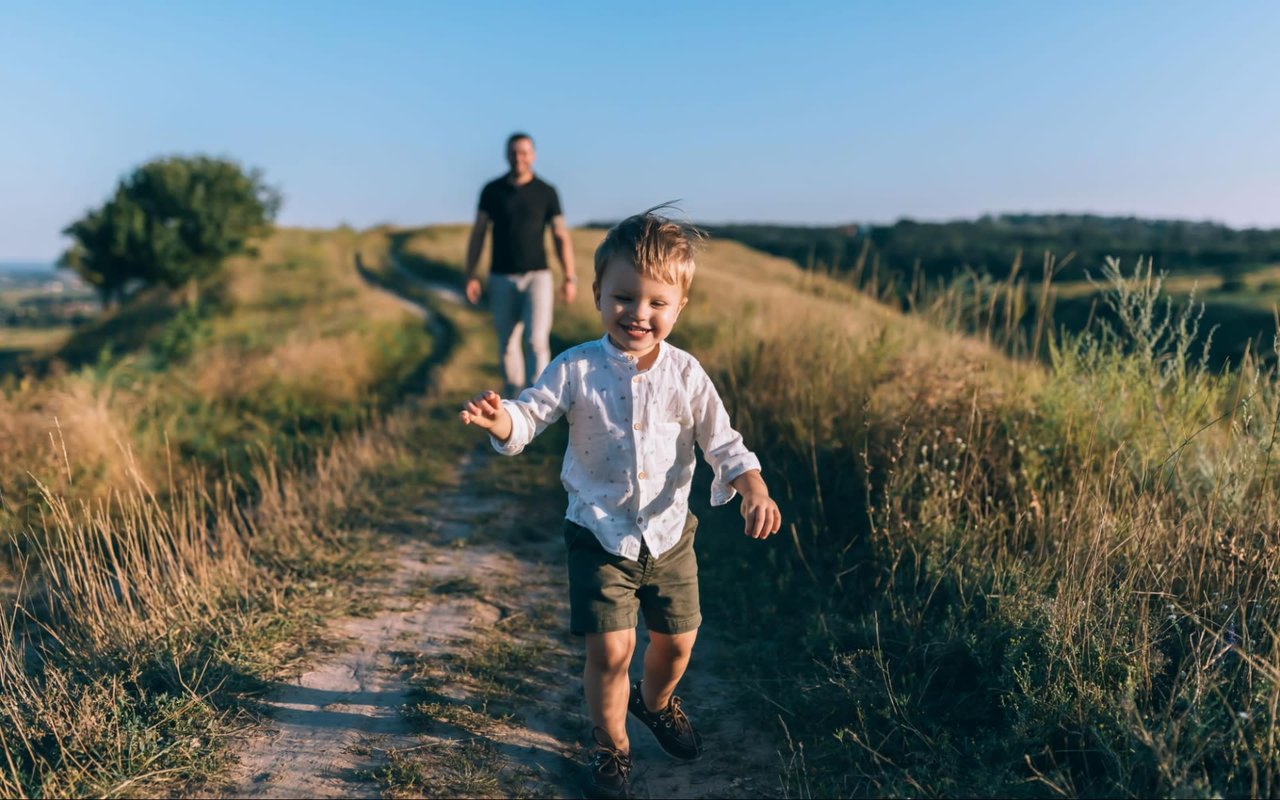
[9,213,1275,796]
[0,227,432,530]
[395,223,1280,796]
[0,226,439,795]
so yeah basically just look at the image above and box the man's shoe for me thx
[584,726,633,799]
[627,680,703,761]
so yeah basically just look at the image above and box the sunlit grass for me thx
[8,214,1280,797]
[396,223,1280,796]
[0,225,440,795]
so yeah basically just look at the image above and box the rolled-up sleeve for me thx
[689,365,761,506]
[492,357,572,455]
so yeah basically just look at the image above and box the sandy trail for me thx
[219,538,499,796]
[217,265,785,799]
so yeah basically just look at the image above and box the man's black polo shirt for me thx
[478,175,563,275]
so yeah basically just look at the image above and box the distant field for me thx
[1029,263,1280,366]
[1043,262,1280,299]
[0,325,72,351]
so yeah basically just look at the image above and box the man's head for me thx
[506,132,535,181]
[593,208,705,359]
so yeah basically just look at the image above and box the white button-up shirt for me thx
[492,335,761,561]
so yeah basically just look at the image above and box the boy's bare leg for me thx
[641,629,698,711]
[584,629,636,751]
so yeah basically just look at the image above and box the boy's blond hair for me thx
[594,206,705,296]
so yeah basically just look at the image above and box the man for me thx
[465,132,577,396]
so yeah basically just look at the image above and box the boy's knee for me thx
[587,632,635,673]
[649,630,697,659]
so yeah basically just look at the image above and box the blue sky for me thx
[2,0,1278,260]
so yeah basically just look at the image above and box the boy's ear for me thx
[679,294,689,311]
[592,281,601,309]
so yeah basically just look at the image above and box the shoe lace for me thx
[591,728,633,778]
[660,695,693,733]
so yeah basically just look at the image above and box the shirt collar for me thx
[599,334,667,370]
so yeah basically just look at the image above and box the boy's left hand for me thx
[730,470,781,539]
[740,492,782,539]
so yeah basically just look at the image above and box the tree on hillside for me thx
[60,155,282,306]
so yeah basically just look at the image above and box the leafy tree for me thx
[60,155,282,306]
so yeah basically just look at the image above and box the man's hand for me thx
[465,278,483,305]
[459,390,513,442]
[560,279,577,304]
[730,470,782,540]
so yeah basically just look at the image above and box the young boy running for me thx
[459,208,781,799]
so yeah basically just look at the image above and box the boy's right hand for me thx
[459,390,512,441]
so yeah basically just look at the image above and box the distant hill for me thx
[688,215,1280,281]
[0,261,57,276]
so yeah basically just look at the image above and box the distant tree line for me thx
[1,295,97,328]
[60,155,281,306]
[705,214,1280,281]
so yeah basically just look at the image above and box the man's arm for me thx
[551,215,577,304]
[464,209,490,305]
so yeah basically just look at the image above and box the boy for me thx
[460,208,781,799]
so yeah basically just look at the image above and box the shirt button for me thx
[633,375,642,382]
[625,354,634,362]
[639,471,647,479]
[633,423,641,430]
[636,516,643,524]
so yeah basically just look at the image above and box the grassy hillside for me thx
[709,218,1280,371]
[393,224,1280,797]
[6,218,1280,797]
[0,226,440,796]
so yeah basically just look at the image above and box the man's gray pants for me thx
[489,270,553,396]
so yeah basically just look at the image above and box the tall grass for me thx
[0,227,433,533]
[0,227,441,795]
[695,256,1280,797]
[305,225,1280,796]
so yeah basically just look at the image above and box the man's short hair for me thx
[594,205,705,296]
[507,132,534,150]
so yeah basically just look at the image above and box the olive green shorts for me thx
[563,514,702,636]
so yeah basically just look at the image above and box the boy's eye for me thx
[652,301,666,308]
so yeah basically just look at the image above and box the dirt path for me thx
[217,266,785,799]
[217,448,559,798]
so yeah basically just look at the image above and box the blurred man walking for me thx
[465,132,577,396]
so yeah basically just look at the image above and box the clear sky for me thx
[2,0,1278,260]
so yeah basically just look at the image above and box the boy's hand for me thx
[740,492,782,539]
[459,390,512,442]
[730,470,782,540]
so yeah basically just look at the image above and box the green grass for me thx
[0,226,451,796]
[389,219,1280,796]
[14,217,1278,798]
[365,740,505,799]
[686,259,1280,797]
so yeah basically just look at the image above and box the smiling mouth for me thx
[623,324,651,338]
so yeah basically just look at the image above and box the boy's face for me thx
[594,254,688,361]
